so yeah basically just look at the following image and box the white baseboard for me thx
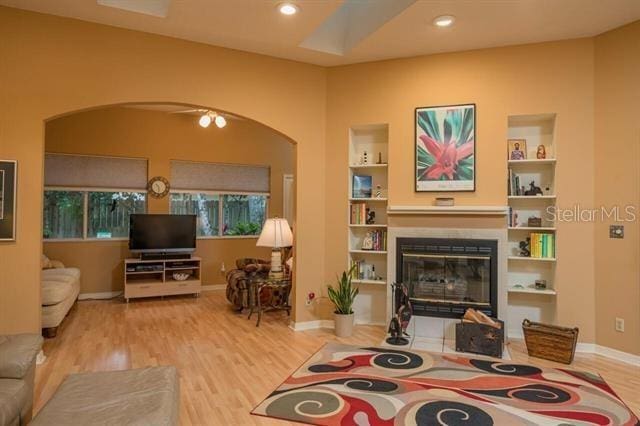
[78,291,122,300]
[201,284,225,291]
[289,320,335,331]
[594,344,640,366]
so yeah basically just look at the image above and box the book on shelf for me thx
[350,202,368,225]
[529,232,555,258]
[508,169,522,196]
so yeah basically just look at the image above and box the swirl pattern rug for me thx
[252,343,638,425]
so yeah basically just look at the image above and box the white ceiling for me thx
[2,0,639,66]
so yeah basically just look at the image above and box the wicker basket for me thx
[522,319,579,364]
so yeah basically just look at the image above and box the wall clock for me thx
[147,176,170,198]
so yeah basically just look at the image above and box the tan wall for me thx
[42,107,293,293]
[326,39,598,343]
[594,21,640,355]
[0,6,326,333]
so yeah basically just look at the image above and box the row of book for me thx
[350,202,369,224]
[529,232,555,258]
[363,230,387,251]
[508,207,517,227]
[508,169,523,195]
[349,260,377,281]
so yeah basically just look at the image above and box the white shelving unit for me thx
[507,113,558,335]
[348,124,389,325]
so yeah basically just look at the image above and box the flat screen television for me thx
[129,214,196,254]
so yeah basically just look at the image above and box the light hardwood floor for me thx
[35,291,639,424]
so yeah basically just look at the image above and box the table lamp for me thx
[256,218,293,279]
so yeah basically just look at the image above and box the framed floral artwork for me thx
[415,103,475,192]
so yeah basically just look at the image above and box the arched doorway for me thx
[40,102,301,326]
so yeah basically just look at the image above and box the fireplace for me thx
[396,238,497,319]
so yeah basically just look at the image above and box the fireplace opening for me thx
[396,238,497,319]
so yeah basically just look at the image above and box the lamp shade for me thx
[256,218,293,248]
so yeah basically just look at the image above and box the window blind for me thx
[171,160,270,193]
[45,153,148,189]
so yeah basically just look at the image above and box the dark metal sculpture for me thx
[386,282,412,345]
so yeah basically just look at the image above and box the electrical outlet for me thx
[615,317,625,332]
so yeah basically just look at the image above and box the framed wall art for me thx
[0,160,17,241]
[415,103,476,192]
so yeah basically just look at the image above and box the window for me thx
[43,191,84,239]
[170,193,219,237]
[222,195,267,236]
[169,192,268,238]
[88,192,146,238]
[43,189,146,240]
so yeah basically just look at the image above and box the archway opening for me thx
[41,102,297,332]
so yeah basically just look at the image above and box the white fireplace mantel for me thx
[387,205,509,216]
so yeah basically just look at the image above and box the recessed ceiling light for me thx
[278,3,299,16]
[433,15,455,28]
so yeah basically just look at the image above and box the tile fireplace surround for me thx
[385,220,508,351]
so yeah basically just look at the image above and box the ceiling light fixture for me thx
[433,15,455,28]
[199,111,227,129]
[214,115,227,129]
[278,2,299,16]
[199,112,212,128]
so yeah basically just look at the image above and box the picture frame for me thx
[508,139,527,160]
[352,175,372,198]
[415,103,476,192]
[0,160,17,241]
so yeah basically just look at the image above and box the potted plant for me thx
[327,266,359,337]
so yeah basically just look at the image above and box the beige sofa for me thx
[0,334,43,426]
[41,256,81,338]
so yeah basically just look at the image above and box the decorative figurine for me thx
[386,283,412,346]
[519,237,531,257]
[375,184,382,198]
[362,232,374,250]
[535,279,547,290]
[524,181,543,196]
[536,145,546,159]
[366,209,376,225]
[363,150,369,164]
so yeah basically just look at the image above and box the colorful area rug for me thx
[252,343,638,425]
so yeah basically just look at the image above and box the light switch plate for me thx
[610,225,624,239]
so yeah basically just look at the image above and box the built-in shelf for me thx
[349,164,388,169]
[508,287,557,295]
[508,256,556,262]
[348,124,389,327]
[508,159,556,165]
[350,250,387,255]
[352,279,387,285]
[508,227,556,231]
[508,195,556,200]
[388,205,509,215]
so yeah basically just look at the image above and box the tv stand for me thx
[140,253,192,261]
[124,257,201,302]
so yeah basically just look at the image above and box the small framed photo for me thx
[508,139,527,160]
[352,175,372,198]
[0,160,17,241]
